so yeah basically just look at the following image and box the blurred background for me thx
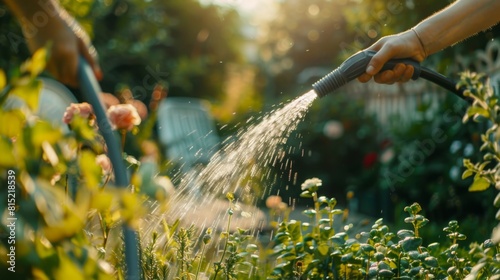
[1,0,499,240]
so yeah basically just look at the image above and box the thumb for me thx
[365,47,393,76]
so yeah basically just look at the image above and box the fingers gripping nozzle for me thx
[312,50,421,97]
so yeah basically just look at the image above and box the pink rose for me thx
[126,99,148,120]
[106,104,141,131]
[265,195,283,209]
[95,154,112,175]
[101,93,120,109]
[63,102,94,124]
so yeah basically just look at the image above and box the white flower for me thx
[241,211,252,218]
[323,120,344,139]
[301,177,322,191]
[380,148,395,164]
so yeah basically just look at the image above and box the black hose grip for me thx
[313,50,421,97]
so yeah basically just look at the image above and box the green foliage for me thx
[0,50,167,279]
[267,185,500,280]
[88,0,245,102]
[460,71,500,220]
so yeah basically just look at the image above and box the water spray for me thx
[312,50,466,100]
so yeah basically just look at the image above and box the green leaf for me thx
[10,78,42,111]
[32,120,63,146]
[466,106,490,119]
[461,169,474,180]
[302,209,316,218]
[0,69,5,90]
[469,177,490,192]
[287,220,302,243]
[494,192,500,207]
[23,48,48,77]
[317,243,330,256]
[69,115,97,142]
[53,248,85,280]
[0,136,16,167]
[361,244,375,253]
[378,269,395,278]
[78,150,101,190]
[299,191,312,198]
[424,256,438,267]
[0,109,25,138]
[340,252,353,262]
[400,237,422,252]
[43,206,84,243]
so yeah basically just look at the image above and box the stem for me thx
[101,173,112,188]
[195,244,207,280]
[365,256,370,280]
[212,205,233,280]
[98,212,109,248]
[328,210,333,228]
[313,192,320,237]
[120,130,126,152]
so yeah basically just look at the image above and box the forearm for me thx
[415,0,500,56]
[4,0,63,20]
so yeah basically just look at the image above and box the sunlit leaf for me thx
[27,48,48,77]
[78,150,101,190]
[53,248,85,280]
[10,78,42,111]
[277,252,295,261]
[69,115,96,141]
[32,120,63,147]
[0,69,6,90]
[317,243,329,256]
[466,106,489,119]
[31,267,50,280]
[461,169,474,180]
[0,109,25,138]
[469,177,490,192]
[120,192,144,228]
[90,191,114,211]
[43,207,84,242]
[0,136,16,167]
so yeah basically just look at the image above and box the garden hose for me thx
[312,50,466,100]
[78,58,140,280]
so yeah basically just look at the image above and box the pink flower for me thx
[265,195,283,209]
[106,104,141,131]
[62,102,94,124]
[95,154,112,175]
[126,99,148,120]
[101,93,120,109]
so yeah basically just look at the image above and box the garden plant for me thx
[1,51,500,279]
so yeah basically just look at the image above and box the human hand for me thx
[25,10,102,87]
[357,29,426,84]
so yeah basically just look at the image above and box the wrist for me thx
[411,28,427,59]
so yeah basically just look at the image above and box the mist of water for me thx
[144,90,318,237]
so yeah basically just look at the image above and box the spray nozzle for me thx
[312,50,466,100]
